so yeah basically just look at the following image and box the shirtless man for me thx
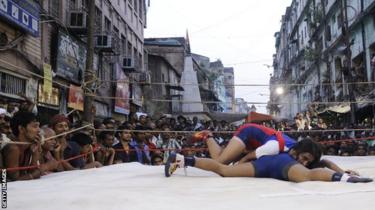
[2,111,54,181]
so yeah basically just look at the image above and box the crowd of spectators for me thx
[1,100,375,182]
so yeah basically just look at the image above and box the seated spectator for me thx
[176,115,187,131]
[192,117,203,131]
[130,126,151,164]
[2,111,46,181]
[317,117,327,129]
[103,118,116,130]
[5,102,19,118]
[39,127,62,173]
[353,142,368,156]
[103,117,119,146]
[0,115,13,139]
[325,145,338,156]
[0,108,6,124]
[95,131,115,166]
[295,113,306,130]
[369,146,375,156]
[64,132,102,169]
[339,142,354,156]
[49,114,75,170]
[114,125,135,163]
[151,154,163,166]
[156,127,181,163]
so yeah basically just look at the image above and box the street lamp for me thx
[275,87,284,95]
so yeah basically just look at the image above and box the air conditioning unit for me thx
[68,11,87,29]
[121,57,135,70]
[139,72,151,85]
[95,35,113,49]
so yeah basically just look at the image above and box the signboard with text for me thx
[56,31,86,83]
[0,0,39,36]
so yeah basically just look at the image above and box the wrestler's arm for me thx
[238,140,279,163]
[313,159,359,175]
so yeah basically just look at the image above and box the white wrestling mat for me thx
[7,156,375,210]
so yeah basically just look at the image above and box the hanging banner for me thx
[68,84,84,111]
[43,63,52,95]
[114,64,130,115]
[38,83,59,106]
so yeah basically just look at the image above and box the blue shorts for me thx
[251,153,298,181]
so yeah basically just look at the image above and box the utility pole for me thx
[83,0,95,123]
[341,0,356,124]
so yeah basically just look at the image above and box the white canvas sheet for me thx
[7,156,375,210]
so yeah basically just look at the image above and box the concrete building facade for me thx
[0,0,149,122]
[271,0,375,121]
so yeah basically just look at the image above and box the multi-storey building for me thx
[144,37,186,116]
[224,67,235,113]
[209,60,226,112]
[271,0,375,121]
[235,98,250,113]
[0,0,148,122]
[0,0,42,115]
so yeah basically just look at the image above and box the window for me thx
[0,72,26,96]
[69,0,76,10]
[121,34,126,55]
[49,0,60,18]
[127,42,132,57]
[325,25,331,41]
[337,13,343,28]
[134,0,138,13]
[138,0,142,17]
[124,0,127,14]
[95,7,102,33]
[113,26,119,35]
[104,17,111,32]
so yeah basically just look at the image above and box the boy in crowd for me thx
[64,132,102,169]
[95,131,115,166]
